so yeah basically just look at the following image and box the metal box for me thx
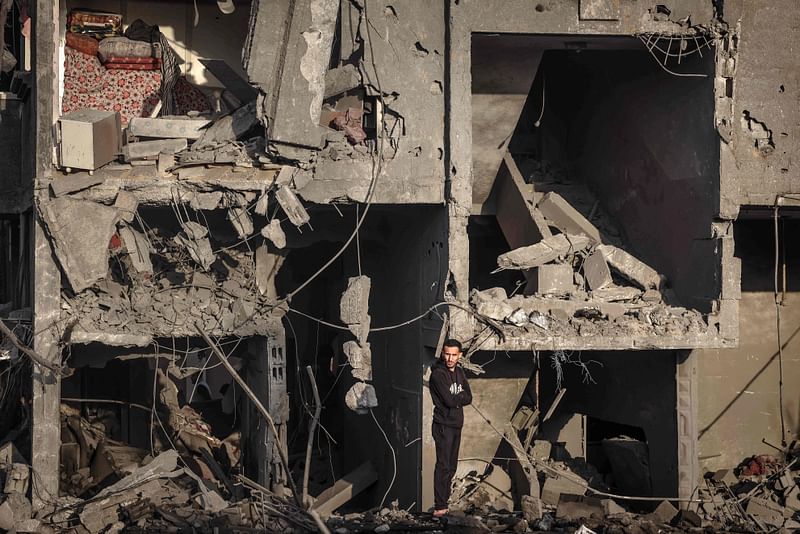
[58,109,121,171]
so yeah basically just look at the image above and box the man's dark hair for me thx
[442,339,462,352]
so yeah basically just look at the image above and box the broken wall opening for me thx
[506,36,719,312]
[276,205,448,511]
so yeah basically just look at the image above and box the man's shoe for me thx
[432,508,448,518]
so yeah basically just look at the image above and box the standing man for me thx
[429,339,472,517]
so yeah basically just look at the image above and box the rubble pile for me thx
[472,182,713,341]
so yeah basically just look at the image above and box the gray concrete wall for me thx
[697,219,800,473]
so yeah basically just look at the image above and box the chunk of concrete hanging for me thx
[39,198,119,292]
[343,341,372,381]
[498,234,591,270]
[340,275,371,343]
[119,226,153,273]
[345,382,378,413]
[50,174,104,197]
[583,250,613,290]
[174,221,215,271]
[189,191,223,211]
[255,244,285,301]
[275,185,311,228]
[243,0,338,153]
[537,192,602,243]
[597,244,662,290]
[227,206,254,239]
[113,191,139,223]
[260,219,286,248]
[254,191,270,216]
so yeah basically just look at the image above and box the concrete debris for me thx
[119,226,153,273]
[324,64,361,98]
[597,244,662,290]
[255,244,285,301]
[189,191,223,211]
[50,174,104,197]
[343,341,373,381]
[128,117,211,139]
[498,234,591,270]
[537,192,602,243]
[340,276,371,344]
[123,138,187,161]
[39,197,120,292]
[194,100,258,147]
[275,185,311,227]
[227,206,254,239]
[113,191,139,223]
[532,263,575,296]
[345,382,378,413]
[583,250,613,290]
[261,219,287,248]
[174,221,216,271]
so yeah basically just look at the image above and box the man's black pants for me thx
[433,422,461,510]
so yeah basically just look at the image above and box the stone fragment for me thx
[254,191,270,216]
[113,191,139,223]
[39,198,119,292]
[521,494,543,522]
[541,474,586,506]
[785,485,800,512]
[343,341,372,381]
[597,244,661,290]
[227,206,254,239]
[275,185,310,227]
[340,276,371,343]
[672,509,702,528]
[50,174,104,197]
[345,382,378,413]
[591,285,642,302]
[255,244,285,301]
[261,219,287,248]
[746,496,785,527]
[533,263,575,295]
[711,468,737,486]
[506,308,529,326]
[583,250,613,290]
[189,191,223,211]
[498,234,591,270]
[647,500,678,524]
[528,312,550,330]
[602,499,626,516]
[123,138,187,160]
[119,226,153,273]
[641,289,662,303]
[537,192,601,243]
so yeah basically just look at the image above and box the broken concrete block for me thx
[641,289,662,303]
[541,475,586,506]
[50,174,104,197]
[275,185,310,227]
[255,244,285,301]
[189,191,223,211]
[119,226,153,273]
[39,198,120,292]
[591,285,642,302]
[711,468,738,486]
[537,192,601,243]
[477,299,514,321]
[343,341,372,381]
[601,499,626,516]
[113,191,138,223]
[174,221,215,271]
[521,494,543,522]
[531,440,552,460]
[128,117,211,139]
[785,485,800,512]
[529,311,550,330]
[261,219,287,248]
[157,152,174,176]
[672,509,702,528]
[597,244,661,290]
[340,276,371,343]
[498,234,591,270]
[647,500,678,524]
[124,138,187,160]
[3,463,29,494]
[254,190,270,216]
[533,263,574,295]
[227,206,254,239]
[506,308,529,326]
[583,250,613,290]
[556,494,604,521]
[195,100,258,146]
[345,382,378,413]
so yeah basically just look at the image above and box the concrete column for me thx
[31,0,61,508]
[446,0,474,340]
[676,350,699,506]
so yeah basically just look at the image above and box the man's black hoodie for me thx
[430,360,472,428]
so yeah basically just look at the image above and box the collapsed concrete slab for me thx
[39,198,119,292]
[275,186,311,228]
[497,234,591,270]
[597,244,662,290]
[174,222,215,271]
[119,226,153,273]
[537,192,602,243]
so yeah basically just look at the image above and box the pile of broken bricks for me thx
[471,191,711,341]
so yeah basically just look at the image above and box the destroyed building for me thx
[1,0,800,531]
